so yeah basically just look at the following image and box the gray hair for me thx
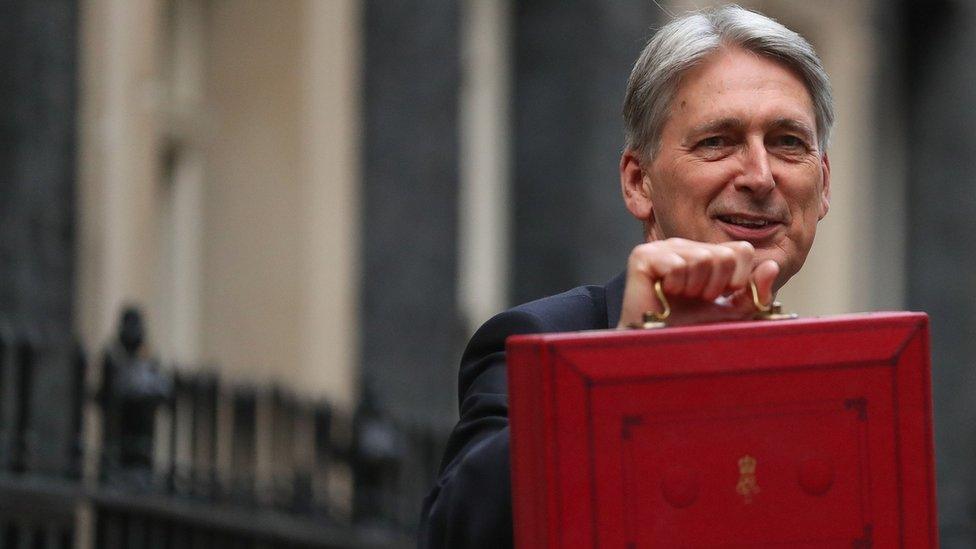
[623,5,834,161]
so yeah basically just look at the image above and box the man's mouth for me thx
[717,215,772,228]
[714,213,782,240]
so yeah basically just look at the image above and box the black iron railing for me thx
[0,322,448,549]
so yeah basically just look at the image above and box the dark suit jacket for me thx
[418,273,626,548]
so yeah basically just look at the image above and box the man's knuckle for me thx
[629,244,655,263]
[735,241,755,254]
[669,255,688,272]
[715,247,735,262]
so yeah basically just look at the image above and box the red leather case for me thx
[507,312,936,548]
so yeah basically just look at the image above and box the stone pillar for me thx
[298,0,362,410]
[0,0,77,327]
[76,0,163,351]
[900,1,976,545]
[512,1,662,303]
[361,0,462,422]
[457,0,513,330]
[202,0,361,408]
[0,0,78,475]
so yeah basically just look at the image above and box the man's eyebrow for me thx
[767,118,816,139]
[682,117,818,144]
[687,118,745,136]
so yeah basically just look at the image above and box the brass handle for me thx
[749,280,798,321]
[631,280,671,329]
[628,280,797,329]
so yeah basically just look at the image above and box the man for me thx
[419,5,832,547]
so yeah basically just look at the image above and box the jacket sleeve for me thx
[418,309,548,549]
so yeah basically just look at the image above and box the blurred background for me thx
[1,0,974,547]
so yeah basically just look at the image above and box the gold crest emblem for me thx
[736,455,760,503]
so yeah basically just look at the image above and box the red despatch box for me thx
[507,312,937,548]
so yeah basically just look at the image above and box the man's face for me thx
[631,47,830,289]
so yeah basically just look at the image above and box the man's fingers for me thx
[633,240,758,301]
[617,245,686,327]
[701,246,738,300]
[618,239,779,329]
[720,241,755,291]
[752,259,779,307]
[680,248,713,297]
[658,252,688,296]
[727,259,780,314]
[628,244,689,296]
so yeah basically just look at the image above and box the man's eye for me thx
[698,136,727,148]
[773,135,806,149]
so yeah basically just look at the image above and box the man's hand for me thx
[616,238,780,328]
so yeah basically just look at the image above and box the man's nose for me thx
[732,141,775,197]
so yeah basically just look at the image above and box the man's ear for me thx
[620,149,654,222]
[819,152,831,220]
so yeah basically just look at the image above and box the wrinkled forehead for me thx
[666,48,818,134]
